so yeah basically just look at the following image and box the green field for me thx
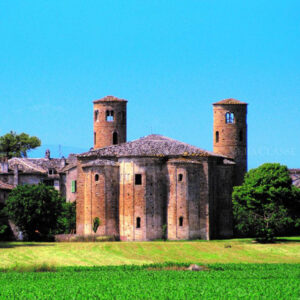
[1,237,300,268]
[0,238,299,299]
[0,264,299,299]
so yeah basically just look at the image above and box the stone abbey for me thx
[0,96,249,241]
[76,96,248,240]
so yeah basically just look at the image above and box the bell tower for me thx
[93,96,127,149]
[213,98,248,186]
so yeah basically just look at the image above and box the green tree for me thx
[0,131,41,158]
[4,184,67,241]
[56,201,76,234]
[232,163,300,242]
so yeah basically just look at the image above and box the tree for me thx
[56,201,76,235]
[4,184,68,241]
[232,163,300,242]
[0,131,41,158]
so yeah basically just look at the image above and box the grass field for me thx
[0,237,300,268]
[0,238,299,299]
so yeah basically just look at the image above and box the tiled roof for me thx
[0,181,13,190]
[93,96,127,103]
[79,134,226,159]
[290,169,300,188]
[213,98,247,105]
[8,156,75,174]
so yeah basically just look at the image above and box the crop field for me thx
[0,238,299,299]
[0,264,299,299]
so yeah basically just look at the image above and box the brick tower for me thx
[93,96,127,149]
[213,98,248,186]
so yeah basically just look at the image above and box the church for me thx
[75,96,248,241]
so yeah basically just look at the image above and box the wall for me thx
[167,158,210,240]
[209,160,234,238]
[64,167,78,203]
[76,159,119,236]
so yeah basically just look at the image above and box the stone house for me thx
[0,151,78,203]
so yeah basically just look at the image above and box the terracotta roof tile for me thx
[93,96,127,103]
[79,134,226,159]
[0,181,13,190]
[213,98,247,105]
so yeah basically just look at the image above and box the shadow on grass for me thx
[274,238,300,243]
[0,242,55,249]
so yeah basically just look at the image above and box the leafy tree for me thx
[232,163,300,242]
[0,131,41,158]
[56,201,76,235]
[4,184,67,241]
[0,203,13,241]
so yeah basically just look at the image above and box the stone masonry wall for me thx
[167,158,210,240]
[76,159,119,236]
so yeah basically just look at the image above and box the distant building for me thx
[290,169,300,188]
[0,152,78,204]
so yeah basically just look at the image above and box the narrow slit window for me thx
[106,110,114,122]
[178,174,183,182]
[135,174,142,185]
[136,217,141,228]
[179,216,184,227]
[225,112,234,124]
[113,132,118,145]
[239,130,243,142]
[95,174,99,182]
[216,131,219,143]
[94,110,99,121]
[94,132,96,145]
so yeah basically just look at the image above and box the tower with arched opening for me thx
[93,96,127,149]
[213,98,248,186]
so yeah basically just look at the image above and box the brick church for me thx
[75,96,248,241]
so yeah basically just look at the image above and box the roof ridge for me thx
[213,98,247,105]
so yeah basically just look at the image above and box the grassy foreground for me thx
[0,237,300,268]
[0,264,299,299]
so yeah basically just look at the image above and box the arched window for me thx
[113,132,118,145]
[216,131,219,143]
[95,174,99,182]
[136,217,141,228]
[179,216,184,227]
[225,112,234,124]
[106,110,114,122]
[178,174,183,182]
[94,110,99,121]
[239,130,243,142]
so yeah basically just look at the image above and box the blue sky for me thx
[0,0,299,169]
